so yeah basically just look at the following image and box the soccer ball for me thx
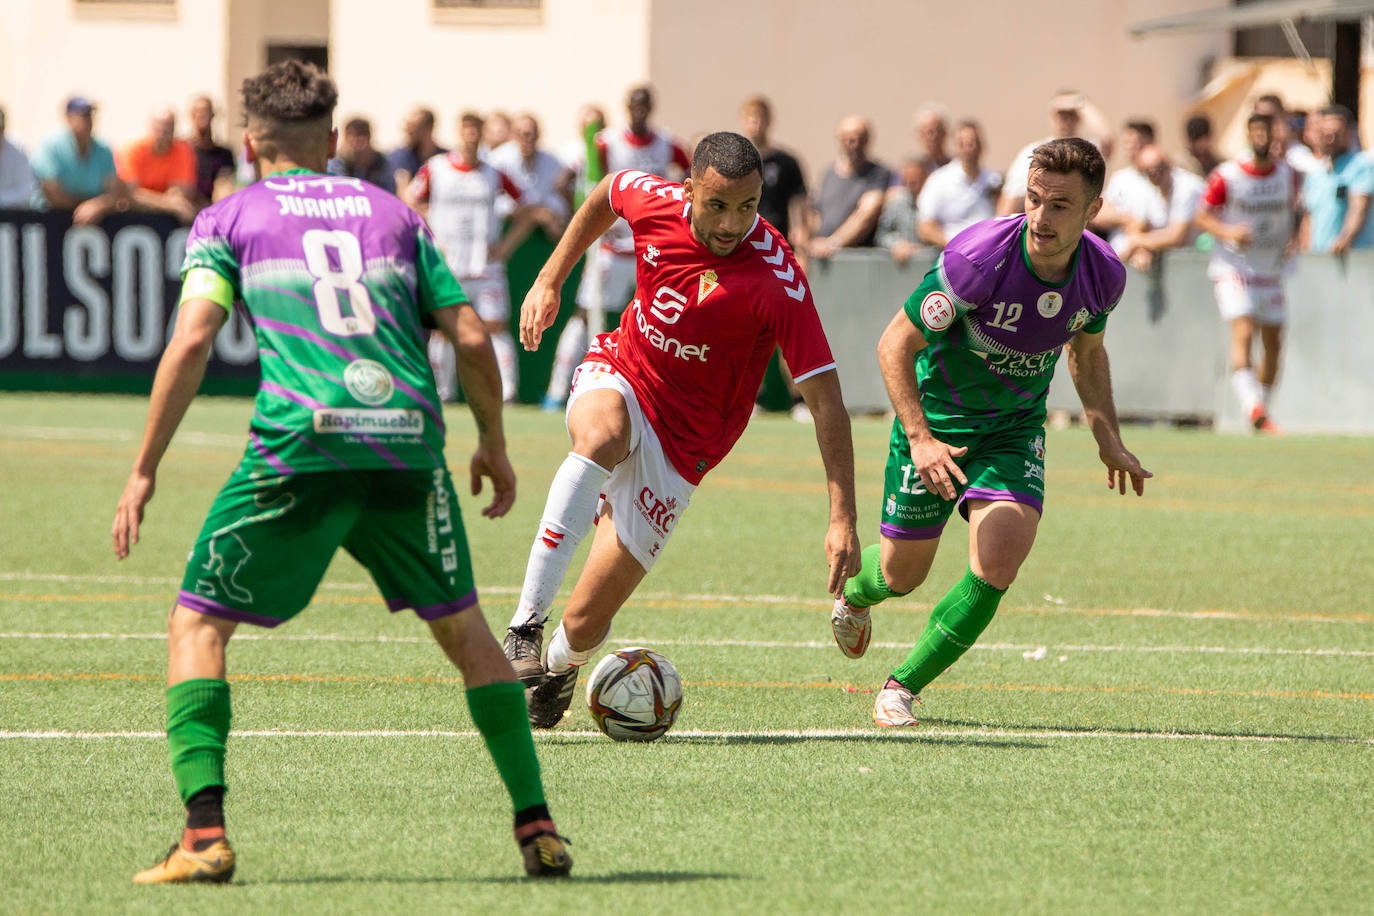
[585,647,683,742]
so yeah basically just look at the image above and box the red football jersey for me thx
[590,168,836,485]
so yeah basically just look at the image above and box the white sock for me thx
[489,331,518,403]
[545,622,607,674]
[1261,384,1273,407]
[509,452,612,629]
[428,333,456,401]
[546,314,588,403]
[1230,368,1263,414]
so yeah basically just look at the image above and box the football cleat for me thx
[527,661,579,729]
[830,598,872,659]
[503,624,547,687]
[516,819,573,878]
[873,677,922,727]
[1249,405,1285,436]
[132,837,235,884]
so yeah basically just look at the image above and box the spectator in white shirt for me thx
[0,106,37,208]
[996,90,1113,215]
[915,120,1001,248]
[487,112,570,245]
[1106,144,1206,271]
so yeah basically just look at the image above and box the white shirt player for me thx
[590,128,691,255]
[1201,156,1298,280]
[1104,167,1206,256]
[410,153,522,278]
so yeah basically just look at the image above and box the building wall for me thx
[330,0,651,153]
[646,0,1229,184]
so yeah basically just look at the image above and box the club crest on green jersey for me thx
[1066,307,1091,333]
[344,359,395,406]
[1037,291,1063,318]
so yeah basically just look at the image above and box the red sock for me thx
[182,826,225,851]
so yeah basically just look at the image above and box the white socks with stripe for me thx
[509,452,611,630]
[544,622,608,674]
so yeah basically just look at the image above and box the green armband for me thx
[180,267,235,313]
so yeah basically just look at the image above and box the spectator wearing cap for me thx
[1301,105,1374,254]
[328,117,395,192]
[1185,114,1222,177]
[188,95,237,204]
[916,120,1001,249]
[0,105,37,208]
[809,115,891,258]
[118,106,200,224]
[30,96,130,225]
[997,90,1113,215]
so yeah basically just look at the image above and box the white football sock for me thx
[428,333,457,402]
[1261,384,1273,407]
[545,622,607,674]
[489,331,518,403]
[509,452,612,629]
[1230,368,1263,414]
[545,314,587,403]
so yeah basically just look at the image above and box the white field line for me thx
[0,570,1365,625]
[5,425,243,448]
[0,727,1368,745]
[3,630,1373,659]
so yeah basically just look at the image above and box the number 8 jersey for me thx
[180,168,467,474]
[903,214,1126,435]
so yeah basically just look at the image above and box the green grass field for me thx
[2,392,1372,914]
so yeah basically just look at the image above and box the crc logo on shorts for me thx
[1066,307,1091,334]
[649,285,688,324]
[344,359,395,406]
[637,486,678,537]
[1037,291,1063,318]
[920,292,955,331]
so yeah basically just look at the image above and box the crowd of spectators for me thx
[0,86,1369,266]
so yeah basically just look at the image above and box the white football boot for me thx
[873,678,922,727]
[830,597,872,659]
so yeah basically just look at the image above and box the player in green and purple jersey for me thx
[829,138,1153,726]
[111,61,571,883]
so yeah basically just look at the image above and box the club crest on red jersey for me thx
[698,270,719,301]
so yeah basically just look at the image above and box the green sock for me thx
[467,682,547,813]
[167,678,231,805]
[842,543,910,609]
[891,568,1006,694]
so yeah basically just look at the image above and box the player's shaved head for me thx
[691,131,761,181]
[241,60,338,162]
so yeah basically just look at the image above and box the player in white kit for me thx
[1194,112,1299,434]
[541,85,690,409]
[411,111,526,401]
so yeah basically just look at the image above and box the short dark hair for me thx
[415,108,436,131]
[1184,114,1212,142]
[741,95,772,119]
[1029,137,1106,201]
[1256,93,1284,111]
[1124,120,1156,143]
[343,117,371,136]
[241,60,338,159]
[1321,104,1355,125]
[690,131,760,180]
[628,85,653,108]
[459,111,484,131]
[1247,112,1274,129]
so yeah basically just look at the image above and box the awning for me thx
[1130,0,1374,37]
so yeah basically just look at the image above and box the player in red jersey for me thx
[503,131,861,727]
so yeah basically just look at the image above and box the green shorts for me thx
[880,419,1046,541]
[178,467,477,627]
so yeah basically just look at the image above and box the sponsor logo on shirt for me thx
[343,359,395,406]
[313,409,424,434]
[643,243,660,266]
[634,296,710,362]
[650,285,687,324]
[921,291,955,331]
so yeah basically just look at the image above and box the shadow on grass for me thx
[539,733,1045,750]
[261,870,745,886]
[924,716,1370,745]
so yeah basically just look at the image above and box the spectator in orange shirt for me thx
[118,106,199,223]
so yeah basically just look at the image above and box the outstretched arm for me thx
[112,298,227,558]
[433,303,515,519]
[795,369,861,597]
[519,173,619,350]
[877,310,967,500]
[1066,329,1152,496]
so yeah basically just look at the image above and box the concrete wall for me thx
[810,249,1374,434]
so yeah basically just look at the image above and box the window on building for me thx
[266,44,329,74]
[1231,0,1329,58]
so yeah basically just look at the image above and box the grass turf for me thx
[1,393,1371,914]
